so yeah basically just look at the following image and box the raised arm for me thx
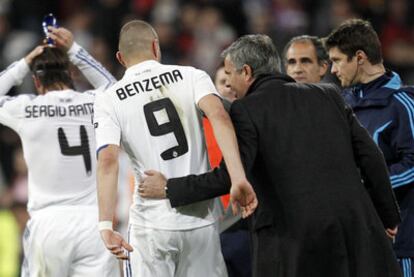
[48,27,116,90]
[0,46,45,96]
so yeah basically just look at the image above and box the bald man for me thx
[283,35,329,83]
[94,20,256,277]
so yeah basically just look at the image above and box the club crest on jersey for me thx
[115,70,183,101]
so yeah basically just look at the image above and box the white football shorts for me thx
[21,206,120,277]
[125,224,228,277]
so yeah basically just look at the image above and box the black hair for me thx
[30,47,74,90]
[325,19,382,64]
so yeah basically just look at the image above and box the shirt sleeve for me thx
[388,91,414,189]
[192,68,221,106]
[0,95,29,131]
[0,59,30,96]
[67,42,116,91]
[93,93,121,152]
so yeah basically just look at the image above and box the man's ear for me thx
[32,75,43,94]
[152,39,160,61]
[116,51,127,68]
[242,64,253,82]
[355,50,367,65]
[319,62,329,78]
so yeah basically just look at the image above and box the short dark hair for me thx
[325,19,382,64]
[30,47,74,90]
[283,35,329,65]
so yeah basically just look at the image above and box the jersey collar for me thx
[342,70,402,108]
[125,60,160,76]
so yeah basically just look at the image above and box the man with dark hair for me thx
[0,27,120,276]
[283,35,329,83]
[326,18,414,276]
[139,33,402,276]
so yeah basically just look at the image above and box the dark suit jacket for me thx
[167,74,401,277]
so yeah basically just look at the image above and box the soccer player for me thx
[94,20,256,277]
[0,27,120,276]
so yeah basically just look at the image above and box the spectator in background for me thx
[192,6,236,75]
[283,35,329,83]
[379,0,414,82]
[270,0,309,50]
[326,18,414,276]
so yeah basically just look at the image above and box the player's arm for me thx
[199,95,245,183]
[0,46,44,96]
[140,161,231,205]
[387,93,414,189]
[198,94,257,215]
[48,27,116,90]
[97,145,132,260]
[97,144,119,224]
[94,93,132,259]
[0,46,43,131]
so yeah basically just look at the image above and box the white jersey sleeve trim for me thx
[68,42,116,91]
[0,59,30,96]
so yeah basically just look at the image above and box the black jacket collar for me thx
[246,73,295,96]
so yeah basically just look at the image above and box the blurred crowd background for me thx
[0,0,413,275]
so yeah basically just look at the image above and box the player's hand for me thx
[385,226,398,241]
[230,179,258,218]
[24,45,45,66]
[47,27,74,51]
[100,230,133,260]
[138,170,167,199]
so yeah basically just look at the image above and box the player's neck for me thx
[126,53,160,68]
[359,63,385,84]
[42,83,71,94]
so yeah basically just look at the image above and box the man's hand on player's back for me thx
[138,170,167,199]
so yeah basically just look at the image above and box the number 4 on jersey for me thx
[57,125,92,175]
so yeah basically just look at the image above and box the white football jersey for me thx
[94,60,220,230]
[0,43,115,214]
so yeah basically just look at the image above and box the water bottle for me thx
[42,13,58,45]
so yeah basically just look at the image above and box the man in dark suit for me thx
[139,34,402,277]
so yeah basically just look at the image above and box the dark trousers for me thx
[220,229,252,277]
